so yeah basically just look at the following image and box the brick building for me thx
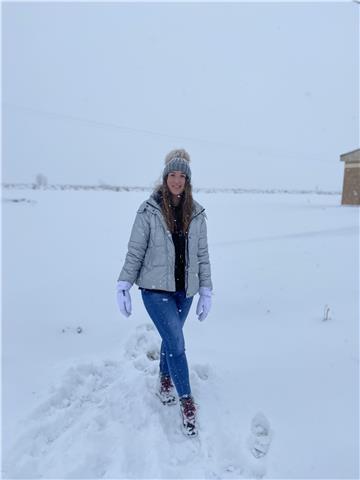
[340,149,360,205]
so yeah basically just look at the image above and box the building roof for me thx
[340,148,360,163]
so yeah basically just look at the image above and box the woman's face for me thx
[166,171,186,196]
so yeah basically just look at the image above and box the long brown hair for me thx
[157,178,194,234]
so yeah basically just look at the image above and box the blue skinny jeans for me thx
[141,289,193,398]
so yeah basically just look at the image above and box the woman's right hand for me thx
[116,281,132,317]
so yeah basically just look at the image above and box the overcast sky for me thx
[2,2,359,189]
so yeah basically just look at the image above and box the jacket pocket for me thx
[150,245,167,266]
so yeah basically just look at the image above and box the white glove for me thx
[116,280,132,317]
[196,287,212,322]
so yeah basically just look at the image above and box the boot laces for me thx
[181,396,196,419]
[160,375,173,393]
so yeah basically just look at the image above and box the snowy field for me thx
[2,189,359,479]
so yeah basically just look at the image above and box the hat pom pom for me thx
[164,149,191,164]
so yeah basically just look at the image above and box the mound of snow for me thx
[4,324,268,479]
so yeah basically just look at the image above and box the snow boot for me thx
[157,374,177,405]
[180,395,198,437]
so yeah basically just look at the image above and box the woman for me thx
[116,149,213,437]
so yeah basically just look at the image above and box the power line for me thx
[2,100,335,162]
[1,101,229,147]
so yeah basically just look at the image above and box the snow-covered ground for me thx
[2,189,359,479]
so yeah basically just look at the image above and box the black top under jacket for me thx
[171,204,186,292]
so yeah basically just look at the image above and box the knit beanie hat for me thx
[163,149,191,181]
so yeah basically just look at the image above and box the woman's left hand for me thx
[196,287,212,321]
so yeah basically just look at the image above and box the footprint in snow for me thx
[247,412,273,459]
[192,363,211,381]
[124,323,161,374]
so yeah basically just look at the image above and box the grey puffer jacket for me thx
[118,193,212,297]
